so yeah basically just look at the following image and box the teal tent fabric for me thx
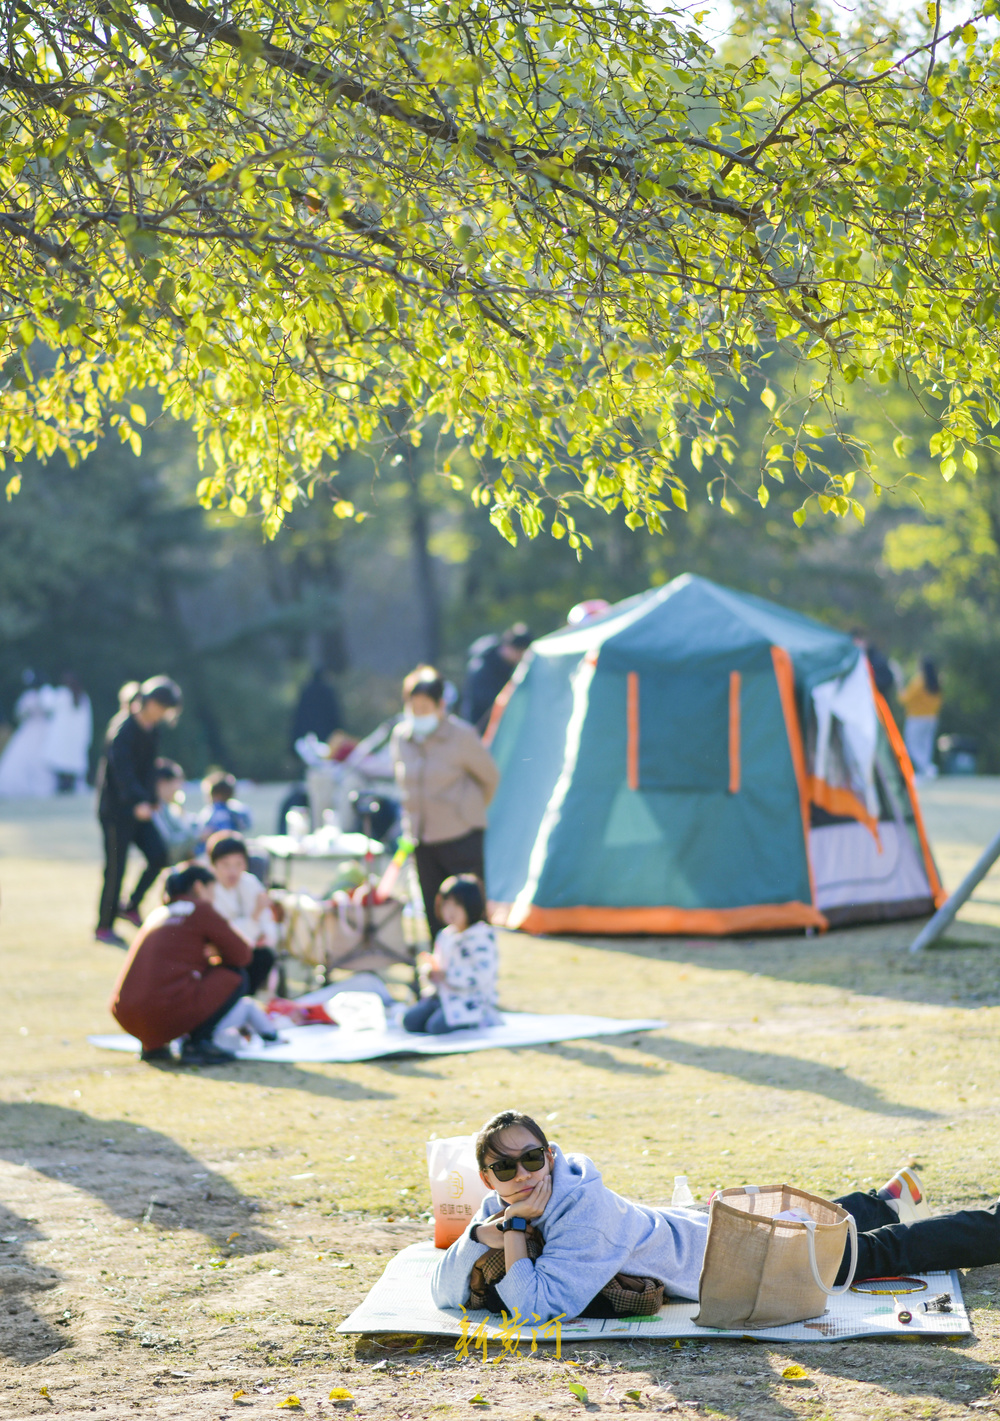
[485,574,858,926]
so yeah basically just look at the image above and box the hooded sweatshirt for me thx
[431,1146,709,1321]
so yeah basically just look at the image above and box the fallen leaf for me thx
[568,1382,589,1403]
[227,1231,241,1242]
[781,1364,808,1380]
[233,1391,247,1401]
[39,1387,51,1399]
[277,1397,303,1409]
[329,1390,354,1401]
[469,1394,489,1407]
[625,1391,641,1401]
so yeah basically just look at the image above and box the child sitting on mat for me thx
[431,1109,1000,1321]
[403,875,499,1035]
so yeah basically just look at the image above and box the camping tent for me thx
[484,574,943,935]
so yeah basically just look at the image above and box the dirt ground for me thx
[3,779,1000,1419]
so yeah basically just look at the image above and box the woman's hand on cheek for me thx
[506,1172,552,1221]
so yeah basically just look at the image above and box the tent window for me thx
[627,669,733,793]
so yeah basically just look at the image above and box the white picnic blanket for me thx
[87,1011,665,1063]
[337,1240,969,1343]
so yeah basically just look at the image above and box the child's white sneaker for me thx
[877,1165,931,1223]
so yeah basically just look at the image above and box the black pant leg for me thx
[834,1190,1000,1283]
[248,947,276,994]
[415,830,486,938]
[126,820,168,912]
[98,814,131,930]
[441,828,485,880]
[188,971,249,1044]
[415,841,447,939]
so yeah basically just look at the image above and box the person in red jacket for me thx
[109,863,260,1065]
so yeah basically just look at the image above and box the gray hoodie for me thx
[431,1146,709,1321]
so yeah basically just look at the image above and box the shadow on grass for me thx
[0,1102,276,1248]
[0,1201,66,1364]
[98,1052,398,1100]
[0,1103,286,1363]
[545,1037,938,1118]
[552,923,1000,1011]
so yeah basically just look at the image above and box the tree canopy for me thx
[5,0,1000,539]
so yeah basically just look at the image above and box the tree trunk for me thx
[405,446,441,665]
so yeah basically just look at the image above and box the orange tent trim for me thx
[770,645,818,908]
[504,901,828,936]
[808,776,881,845]
[482,675,517,749]
[728,670,741,794]
[626,671,640,791]
[872,686,946,907]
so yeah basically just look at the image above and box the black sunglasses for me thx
[485,1146,547,1182]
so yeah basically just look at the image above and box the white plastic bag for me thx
[328,991,386,1032]
[426,1135,491,1249]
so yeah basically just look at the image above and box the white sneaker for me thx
[877,1166,931,1223]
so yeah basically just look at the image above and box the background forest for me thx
[1,367,997,780]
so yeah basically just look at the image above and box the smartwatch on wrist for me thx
[498,1215,529,1234]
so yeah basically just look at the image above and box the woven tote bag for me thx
[694,1184,858,1329]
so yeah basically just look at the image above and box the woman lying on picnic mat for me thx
[431,1110,1000,1322]
[108,863,277,1067]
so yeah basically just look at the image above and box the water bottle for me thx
[672,1175,695,1207]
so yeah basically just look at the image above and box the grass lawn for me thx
[1,779,1000,1418]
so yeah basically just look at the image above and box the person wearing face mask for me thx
[390,667,500,939]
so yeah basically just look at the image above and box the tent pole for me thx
[910,826,1000,952]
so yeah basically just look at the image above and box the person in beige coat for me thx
[391,667,500,937]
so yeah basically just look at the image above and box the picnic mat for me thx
[337,1241,969,1343]
[87,1011,666,1063]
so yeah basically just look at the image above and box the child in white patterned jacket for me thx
[404,875,499,1035]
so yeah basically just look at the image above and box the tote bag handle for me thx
[801,1214,858,1295]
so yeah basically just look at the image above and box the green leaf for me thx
[568,1382,589,1403]
[940,456,957,481]
[793,506,808,527]
[761,388,777,412]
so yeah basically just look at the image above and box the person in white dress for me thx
[43,672,93,793]
[0,671,55,797]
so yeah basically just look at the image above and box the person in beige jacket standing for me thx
[391,666,500,938]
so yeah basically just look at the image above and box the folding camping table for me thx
[254,830,387,890]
